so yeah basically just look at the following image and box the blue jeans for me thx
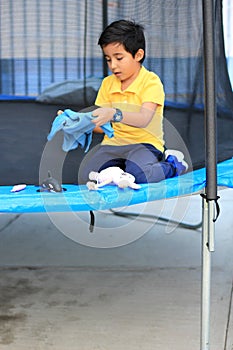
[78,143,176,184]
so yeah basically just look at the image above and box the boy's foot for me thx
[165,149,189,176]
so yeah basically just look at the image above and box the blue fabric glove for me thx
[47,109,114,152]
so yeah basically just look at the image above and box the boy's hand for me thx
[56,109,104,133]
[92,107,115,127]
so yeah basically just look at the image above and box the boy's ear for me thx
[135,49,144,62]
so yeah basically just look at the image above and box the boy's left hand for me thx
[92,107,115,127]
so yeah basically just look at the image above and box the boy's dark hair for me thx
[98,19,146,63]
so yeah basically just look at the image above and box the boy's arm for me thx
[92,102,158,128]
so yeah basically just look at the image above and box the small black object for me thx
[39,171,63,192]
[89,210,95,232]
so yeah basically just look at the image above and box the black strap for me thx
[89,210,95,232]
[200,193,220,222]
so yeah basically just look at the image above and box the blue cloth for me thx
[47,109,114,152]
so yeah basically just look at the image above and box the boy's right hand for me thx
[56,109,103,133]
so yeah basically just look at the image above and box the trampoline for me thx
[0,158,232,214]
[1,1,233,349]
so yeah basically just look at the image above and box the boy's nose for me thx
[111,59,118,70]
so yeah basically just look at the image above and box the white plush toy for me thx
[86,166,141,190]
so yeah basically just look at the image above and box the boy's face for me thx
[102,42,144,86]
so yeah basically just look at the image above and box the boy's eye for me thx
[105,56,123,62]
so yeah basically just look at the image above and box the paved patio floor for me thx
[0,189,232,350]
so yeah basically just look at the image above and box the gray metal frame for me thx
[201,0,217,349]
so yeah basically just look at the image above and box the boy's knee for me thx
[126,166,147,183]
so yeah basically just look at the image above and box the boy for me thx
[78,19,188,184]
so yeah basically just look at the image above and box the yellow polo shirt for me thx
[95,65,165,152]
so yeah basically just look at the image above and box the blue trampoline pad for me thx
[0,158,232,214]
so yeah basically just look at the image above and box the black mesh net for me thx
[1,0,232,107]
[0,0,233,185]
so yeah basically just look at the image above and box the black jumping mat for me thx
[1,100,233,186]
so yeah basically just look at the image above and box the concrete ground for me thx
[0,189,232,350]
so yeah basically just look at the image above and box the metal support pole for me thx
[201,196,215,350]
[102,0,108,77]
[202,0,217,199]
[201,0,217,347]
